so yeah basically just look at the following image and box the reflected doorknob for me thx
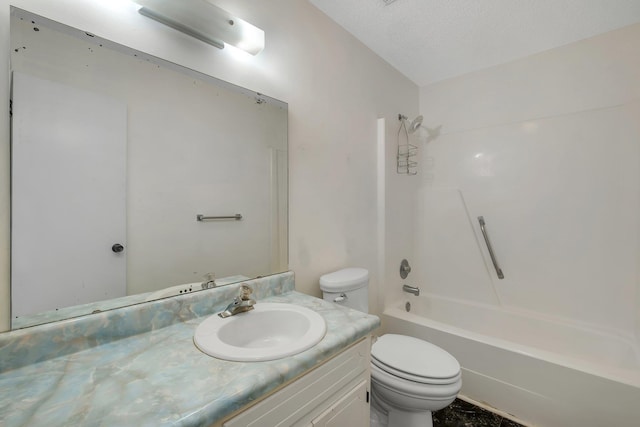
[111,243,124,253]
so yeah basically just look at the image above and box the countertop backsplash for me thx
[0,272,294,372]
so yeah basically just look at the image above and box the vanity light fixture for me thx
[136,0,265,55]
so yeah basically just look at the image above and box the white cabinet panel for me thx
[312,380,368,427]
[222,337,370,427]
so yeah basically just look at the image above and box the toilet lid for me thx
[371,334,460,380]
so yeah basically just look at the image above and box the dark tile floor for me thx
[432,398,525,427]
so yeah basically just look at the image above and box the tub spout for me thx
[402,284,420,296]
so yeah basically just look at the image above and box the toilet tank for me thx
[319,268,369,313]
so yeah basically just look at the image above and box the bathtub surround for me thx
[0,271,380,426]
[416,22,640,336]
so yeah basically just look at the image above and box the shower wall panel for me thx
[416,23,640,337]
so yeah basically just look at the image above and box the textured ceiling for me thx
[309,0,640,86]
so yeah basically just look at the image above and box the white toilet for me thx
[320,268,462,427]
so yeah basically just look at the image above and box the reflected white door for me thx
[11,72,127,318]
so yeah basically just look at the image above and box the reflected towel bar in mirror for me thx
[196,214,243,221]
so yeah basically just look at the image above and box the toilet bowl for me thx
[370,334,461,427]
[319,268,462,427]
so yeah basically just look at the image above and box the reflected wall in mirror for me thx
[9,8,288,330]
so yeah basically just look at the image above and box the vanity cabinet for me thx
[310,379,368,426]
[219,336,371,427]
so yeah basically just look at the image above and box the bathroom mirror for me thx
[8,8,288,330]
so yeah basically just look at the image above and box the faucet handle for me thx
[239,284,253,300]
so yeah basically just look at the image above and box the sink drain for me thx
[405,301,411,312]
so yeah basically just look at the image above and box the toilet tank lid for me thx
[319,268,369,292]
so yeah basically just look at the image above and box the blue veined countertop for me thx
[0,272,380,427]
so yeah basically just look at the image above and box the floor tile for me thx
[432,399,524,427]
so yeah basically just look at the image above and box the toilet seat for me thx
[371,334,461,385]
[371,363,462,402]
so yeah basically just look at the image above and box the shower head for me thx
[408,115,423,134]
[398,114,424,134]
[398,113,443,144]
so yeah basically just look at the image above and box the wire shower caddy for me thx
[397,114,417,175]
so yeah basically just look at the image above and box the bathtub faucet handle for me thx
[400,259,412,279]
[402,284,420,296]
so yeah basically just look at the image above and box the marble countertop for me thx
[0,276,379,426]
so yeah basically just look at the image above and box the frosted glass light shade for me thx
[136,0,265,55]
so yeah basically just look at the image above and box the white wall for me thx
[0,0,418,330]
[416,23,640,338]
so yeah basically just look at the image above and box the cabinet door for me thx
[223,338,370,427]
[312,380,369,427]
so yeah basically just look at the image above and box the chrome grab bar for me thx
[197,214,242,221]
[477,216,504,279]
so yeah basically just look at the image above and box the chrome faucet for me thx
[218,284,256,318]
[201,272,217,290]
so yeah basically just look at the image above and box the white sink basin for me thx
[194,303,327,361]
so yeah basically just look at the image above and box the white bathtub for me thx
[381,295,640,427]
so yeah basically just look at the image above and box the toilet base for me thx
[388,408,432,427]
[370,402,388,427]
[370,404,433,427]
[371,388,436,427]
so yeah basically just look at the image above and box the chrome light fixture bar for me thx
[136,0,265,55]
